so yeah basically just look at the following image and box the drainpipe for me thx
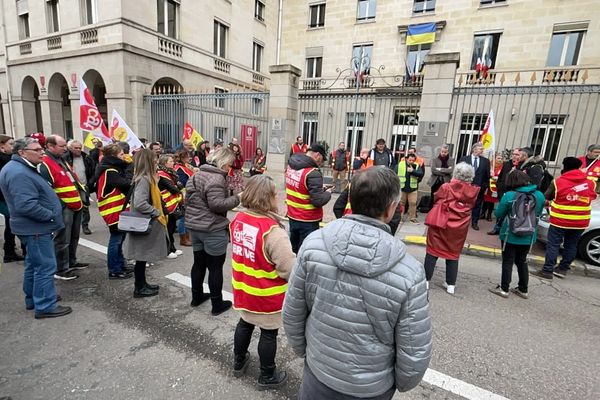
[276,0,283,64]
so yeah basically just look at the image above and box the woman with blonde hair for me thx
[123,148,168,298]
[185,147,240,315]
[157,154,184,259]
[230,174,295,389]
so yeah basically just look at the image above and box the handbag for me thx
[425,198,449,229]
[117,184,153,235]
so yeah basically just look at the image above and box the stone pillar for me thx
[106,92,133,131]
[267,64,301,175]
[129,76,153,137]
[12,97,37,137]
[417,52,460,161]
[39,94,54,136]
[0,98,9,136]
[69,92,82,142]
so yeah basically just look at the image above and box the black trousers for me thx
[471,188,485,225]
[167,214,177,253]
[134,260,147,290]
[289,219,320,254]
[234,318,278,368]
[424,253,458,285]
[501,242,530,292]
[190,250,226,301]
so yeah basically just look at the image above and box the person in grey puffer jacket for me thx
[185,147,240,316]
[283,166,432,399]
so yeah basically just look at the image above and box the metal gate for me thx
[448,68,600,175]
[144,92,270,155]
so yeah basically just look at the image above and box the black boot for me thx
[233,352,250,378]
[210,297,232,316]
[257,365,287,390]
[190,293,211,307]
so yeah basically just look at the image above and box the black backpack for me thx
[508,192,538,236]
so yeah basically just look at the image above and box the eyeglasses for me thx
[24,148,44,153]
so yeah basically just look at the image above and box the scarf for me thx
[438,154,449,169]
[149,179,167,227]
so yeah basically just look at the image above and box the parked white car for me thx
[537,199,600,266]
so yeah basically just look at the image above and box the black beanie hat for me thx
[562,156,583,172]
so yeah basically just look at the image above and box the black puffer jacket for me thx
[94,156,132,232]
[287,153,331,209]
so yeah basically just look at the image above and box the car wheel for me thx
[577,230,600,266]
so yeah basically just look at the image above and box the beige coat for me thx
[239,220,296,330]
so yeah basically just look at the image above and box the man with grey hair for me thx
[284,166,432,399]
[0,138,72,318]
[66,139,95,235]
[459,142,490,230]
[39,135,87,280]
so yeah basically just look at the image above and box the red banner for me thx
[240,124,257,160]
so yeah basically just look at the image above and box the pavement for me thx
[1,187,599,399]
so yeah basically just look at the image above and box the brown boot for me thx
[180,233,192,247]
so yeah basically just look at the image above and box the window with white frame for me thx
[309,3,325,28]
[306,56,322,78]
[46,0,60,33]
[81,0,97,25]
[391,108,419,156]
[214,127,227,143]
[252,42,263,72]
[470,33,501,70]
[530,115,566,162]
[157,0,178,38]
[346,112,366,156]
[255,0,265,22]
[547,31,585,67]
[480,0,506,5]
[214,20,228,58]
[458,113,488,158]
[406,44,430,77]
[357,0,376,21]
[302,113,318,145]
[413,0,436,13]
[16,0,30,39]
[214,87,228,109]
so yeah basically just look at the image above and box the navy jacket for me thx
[0,155,64,235]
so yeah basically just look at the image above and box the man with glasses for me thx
[39,135,87,281]
[0,138,72,318]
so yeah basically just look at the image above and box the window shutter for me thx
[306,47,323,58]
[16,0,29,15]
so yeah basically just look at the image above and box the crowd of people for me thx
[0,129,597,398]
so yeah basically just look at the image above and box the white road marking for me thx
[79,238,510,400]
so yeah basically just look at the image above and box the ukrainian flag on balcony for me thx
[406,22,436,45]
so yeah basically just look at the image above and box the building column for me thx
[39,94,54,136]
[106,92,133,132]
[417,52,461,161]
[12,97,36,137]
[267,64,302,175]
[129,76,152,138]
[0,98,9,136]
[69,92,82,142]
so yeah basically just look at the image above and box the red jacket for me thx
[426,179,480,260]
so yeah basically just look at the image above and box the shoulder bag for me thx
[118,183,153,235]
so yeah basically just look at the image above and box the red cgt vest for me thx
[230,212,288,314]
[549,169,597,229]
[578,155,600,181]
[42,155,83,211]
[174,163,194,180]
[97,169,126,226]
[158,170,183,214]
[285,166,323,222]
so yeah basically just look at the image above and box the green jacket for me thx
[495,184,546,245]
[397,161,424,193]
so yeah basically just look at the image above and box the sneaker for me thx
[510,287,529,299]
[175,249,183,256]
[82,226,92,235]
[167,252,178,259]
[531,269,553,280]
[123,265,134,274]
[54,271,79,281]
[70,262,89,270]
[442,282,455,295]
[553,269,567,279]
[489,285,509,298]
[127,259,135,266]
[487,229,500,235]
[410,219,419,224]
[35,305,72,319]
[233,352,250,378]
[145,262,155,267]
[109,271,133,280]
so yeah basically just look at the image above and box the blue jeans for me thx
[20,234,58,313]
[107,232,126,274]
[289,219,320,254]
[177,217,186,234]
[542,225,584,273]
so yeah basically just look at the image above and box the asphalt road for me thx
[1,211,599,400]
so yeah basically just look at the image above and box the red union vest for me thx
[291,143,307,154]
[549,169,597,229]
[97,169,126,226]
[174,163,194,180]
[42,155,83,211]
[158,170,183,214]
[285,166,323,222]
[230,212,288,314]
[578,155,600,181]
